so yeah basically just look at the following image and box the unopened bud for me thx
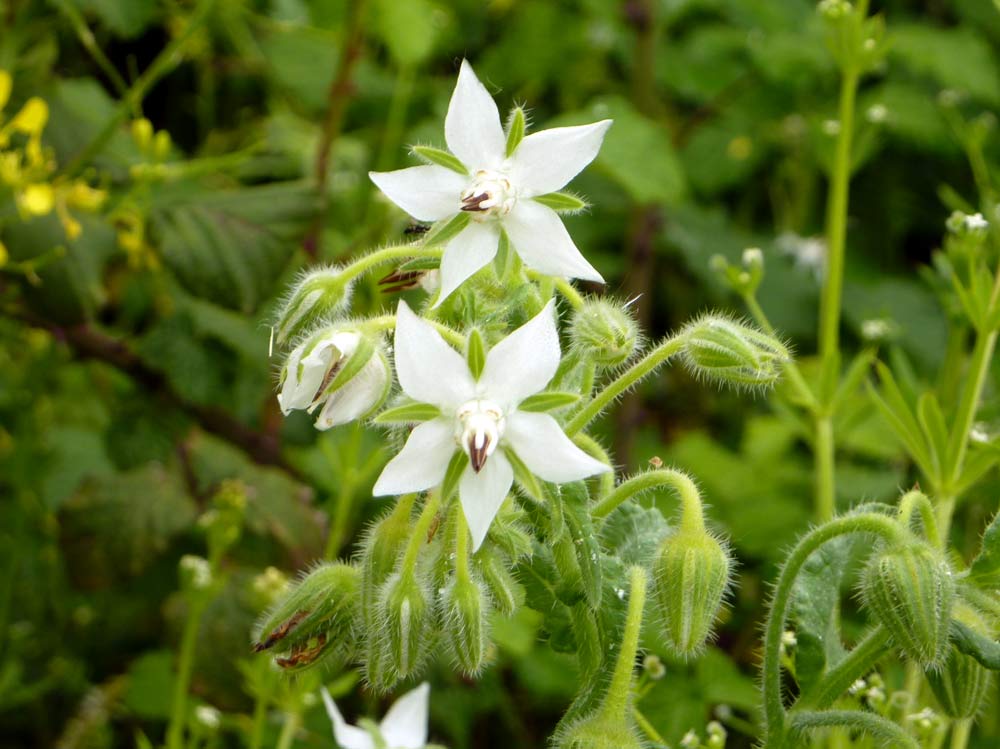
[642,654,665,680]
[569,299,641,370]
[925,604,993,718]
[441,575,491,675]
[278,327,390,430]
[475,548,522,616]
[553,711,644,749]
[682,315,789,390]
[862,542,954,667]
[654,529,732,656]
[131,119,154,152]
[253,562,360,671]
[153,129,171,161]
[274,267,354,346]
[379,571,432,682]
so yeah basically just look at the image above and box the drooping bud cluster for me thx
[569,298,641,370]
[681,314,789,390]
[861,540,954,668]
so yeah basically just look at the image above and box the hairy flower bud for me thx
[379,571,432,682]
[925,605,993,718]
[273,267,354,346]
[441,575,491,675]
[476,548,522,616]
[569,299,641,370]
[861,542,954,667]
[253,562,361,671]
[278,326,390,429]
[554,712,645,749]
[654,529,732,656]
[681,315,789,390]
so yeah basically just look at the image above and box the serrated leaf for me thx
[411,145,467,175]
[372,0,439,66]
[375,402,441,424]
[969,511,1000,589]
[519,391,581,412]
[532,192,588,212]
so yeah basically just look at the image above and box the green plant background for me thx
[1,0,998,747]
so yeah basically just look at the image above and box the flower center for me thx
[460,169,516,219]
[455,399,505,472]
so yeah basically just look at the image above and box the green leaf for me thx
[375,402,441,424]
[532,192,588,212]
[411,145,468,175]
[969,511,1000,589]
[599,502,671,566]
[891,24,1000,106]
[506,447,544,501]
[124,651,175,719]
[506,107,526,156]
[372,0,440,65]
[950,620,1000,670]
[80,0,159,38]
[917,391,948,475]
[519,391,581,412]
[467,328,486,379]
[866,363,936,479]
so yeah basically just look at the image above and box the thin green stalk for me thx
[275,709,301,749]
[795,625,890,711]
[762,514,907,746]
[592,469,704,529]
[249,674,273,749]
[601,566,648,717]
[897,490,941,549]
[166,597,209,749]
[339,244,443,282]
[62,0,217,178]
[374,66,415,172]
[815,416,836,521]
[951,718,972,749]
[52,0,130,99]
[565,334,686,437]
[633,706,666,745]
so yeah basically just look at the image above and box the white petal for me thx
[510,120,612,196]
[478,299,560,407]
[321,688,375,749]
[278,343,333,414]
[369,165,465,222]
[505,411,611,483]
[315,355,389,429]
[394,300,475,407]
[372,418,456,496]
[433,221,500,307]
[379,682,430,749]
[445,60,506,170]
[504,200,604,283]
[460,450,514,551]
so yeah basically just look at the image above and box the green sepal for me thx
[424,212,470,246]
[375,401,441,424]
[533,192,588,213]
[320,334,375,399]
[441,451,469,502]
[396,256,440,273]
[506,447,544,501]
[467,328,486,379]
[411,145,467,175]
[492,229,515,280]
[519,391,581,412]
[506,107,526,156]
[561,481,603,609]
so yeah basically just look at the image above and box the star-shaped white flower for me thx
[278,328,390,429]
[369,60,611,305]
[372,299,610,550]
[322,682,430,749]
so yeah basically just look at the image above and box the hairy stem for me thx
[565,334,686,437]
[795,625,891,711]
[339,244,443,282]
[815,415,836,521]
[592,469,704,533]
[602,566,648,717]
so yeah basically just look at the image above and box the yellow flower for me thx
[65,180,107,210]
[0,71,11,114]
[0,238,8,268]
[10,97,48,136]
[20,183,55,216]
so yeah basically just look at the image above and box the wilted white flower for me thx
[278,328,391,430]
[322,682,430,749]
[373,300,610,550]
[370,60,610,305]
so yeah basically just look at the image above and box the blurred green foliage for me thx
[0,0,998,747]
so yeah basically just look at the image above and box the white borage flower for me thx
[278,327,391,430]
[369,60,611,305]
[373,299,610,550]
[322,682,430,749]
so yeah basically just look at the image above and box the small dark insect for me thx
[253,609,310,652]
[404,223,431,236]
